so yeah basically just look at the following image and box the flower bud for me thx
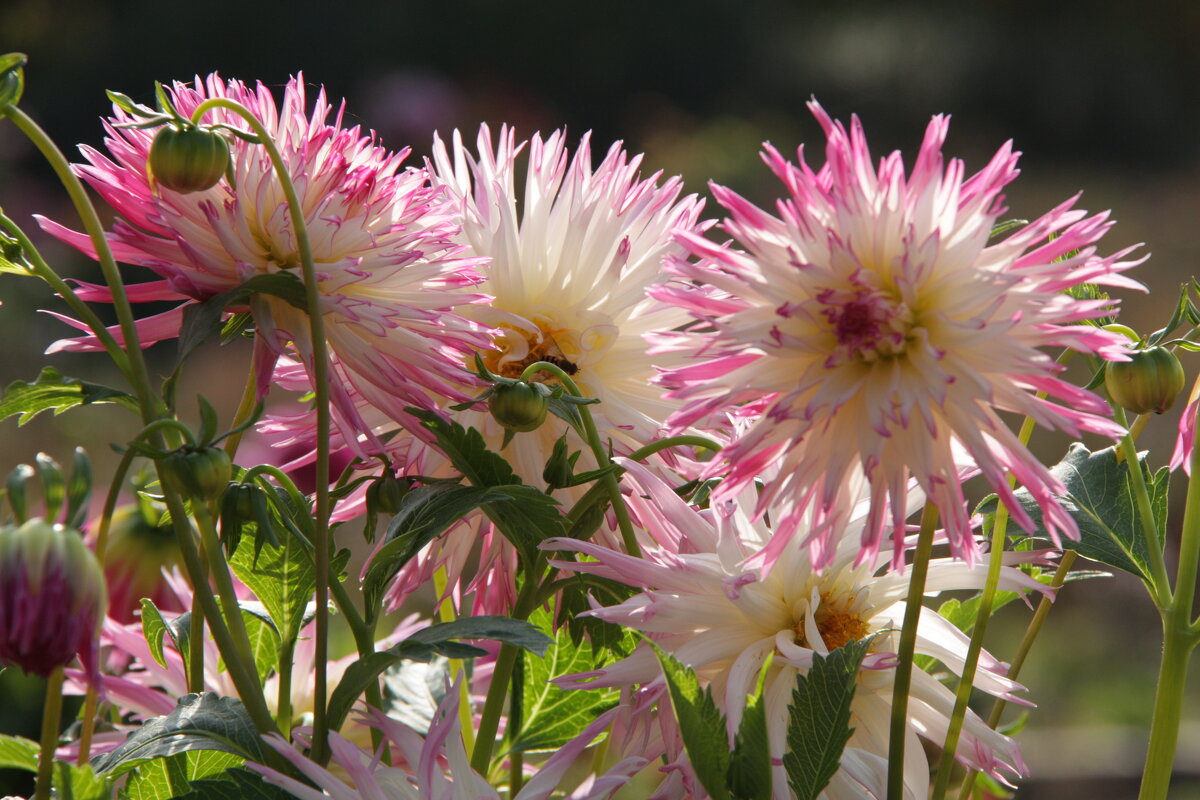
[161,446,233,501]
[367,474,408,516]
[102,504,181,624]
[0,518,106,678]
[1105,346,1187,415]
[149,125,230,193]
[488,381,550,433]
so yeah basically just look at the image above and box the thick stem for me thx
[518,361,640,557]
[1114,405,1172,605]
[886,502,939,800]
[277,638,295,740]
[34,666,64,800]
[192,97,333,761]
[1138,616,1198,800]
[192,500,259,677]
[188,601,205,693]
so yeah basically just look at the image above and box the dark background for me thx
[2,1,1200,796]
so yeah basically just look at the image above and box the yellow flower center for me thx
[481,323,580,381]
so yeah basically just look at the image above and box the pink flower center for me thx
[817,287,913,363]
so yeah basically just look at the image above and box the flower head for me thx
[0,518,106,680]
[546,461,1047,798]
[659,101,1145,568]
[40,74,489,450]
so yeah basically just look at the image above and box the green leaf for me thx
[229,529,314,644]
[0,230,33,275]
[783,639,871,800]
[53,760,112,800]
[122,750,244,800]
[0,367,139,425]
[653,646,731,800]
[508,608,620,754]
[0,733,39,770]
[729,691,772,800]
[170,767,296,800]
[227,608,279,687]
[411,409,567,565]
[140,599,172,670]
[92,693,263,776]
[977,443,1167,581]
[175,273,307,366]
[326,617,552,732]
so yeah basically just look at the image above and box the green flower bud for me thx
[161,446,233,501]
[149,125,230,193]
[367,474,408,515]
[488,381,549,433]
[1105,346,1187,415]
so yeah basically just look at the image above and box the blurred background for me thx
[2,0,1199,796]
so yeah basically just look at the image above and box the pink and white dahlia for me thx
[427,124,708,483]
[659,101,1144,567]
[40,74,489,447]
[547,461,1047,799]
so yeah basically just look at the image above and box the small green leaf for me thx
[783,639,871,800]
[729,690,772,800]
[229,529,314,645]
[0,733,39,770]
[140,599,172,670]
[653,646,732,800]
[92,693,264,776]
[0,366,139,425]
[122,750,243,800]
[54,760,112,800]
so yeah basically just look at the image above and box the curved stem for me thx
[0,213,130,376]
[1,104,161,422]
[886,502,939,800]
[626,435,723,463]
[192,96,334,761]
[136,418,197,447]
[519,361,640,557]
[34,666,64,800]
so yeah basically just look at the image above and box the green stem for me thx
[626,435,723,463]
[0,213,131,376]
[188,599,205,693]
[471,567,543,775]
[277,638,295,740]
[192,97,334,761]
[518,361,640,557]
[191,499,261,678]
[1,104,162,422]
[136,418,197,447]
[1113,405,1172,606]
[1138,616,1198,800]
[34,666,64,800]
[886,502,939,800]
[508,655,525,796]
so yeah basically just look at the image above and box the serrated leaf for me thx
[229,529,313,645]
[54,760,111,800]
[171,767,296,800]
[325,617,552,732]
[978,444,1167,581]
[0,733,39,770]
[729,690,772,800]
[653,646,732,800]
[219,608,279,687]
[783,639,871,800]
[0,367,139,425]
[92,694,263,776]
[508,608,620,754]
[122,750,244,800]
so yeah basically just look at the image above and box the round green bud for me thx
[149,125,230,193]
[488,381,549,433]
[1105,346,1187,416]
[162,446,233,501]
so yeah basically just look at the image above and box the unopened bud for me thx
[0,518,106,678]
[161,445,233,501]
[488,381,550,433]
[149,125,230,193]
[1105,346,1186,415]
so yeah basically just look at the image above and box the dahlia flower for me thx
[547,460,1047,798]
[427,124,708,482]
[659,101,1144,567]
[249,683,645,800]
[39,74,489,448]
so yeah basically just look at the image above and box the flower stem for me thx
[192,98,334,761]
[188,600,205,693]
[34,666,64,800]
[1113,405,1172,606]
[277,638,295,740]
[886,501,939,800]
[518,361,640,557]
[626,435,723,463]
